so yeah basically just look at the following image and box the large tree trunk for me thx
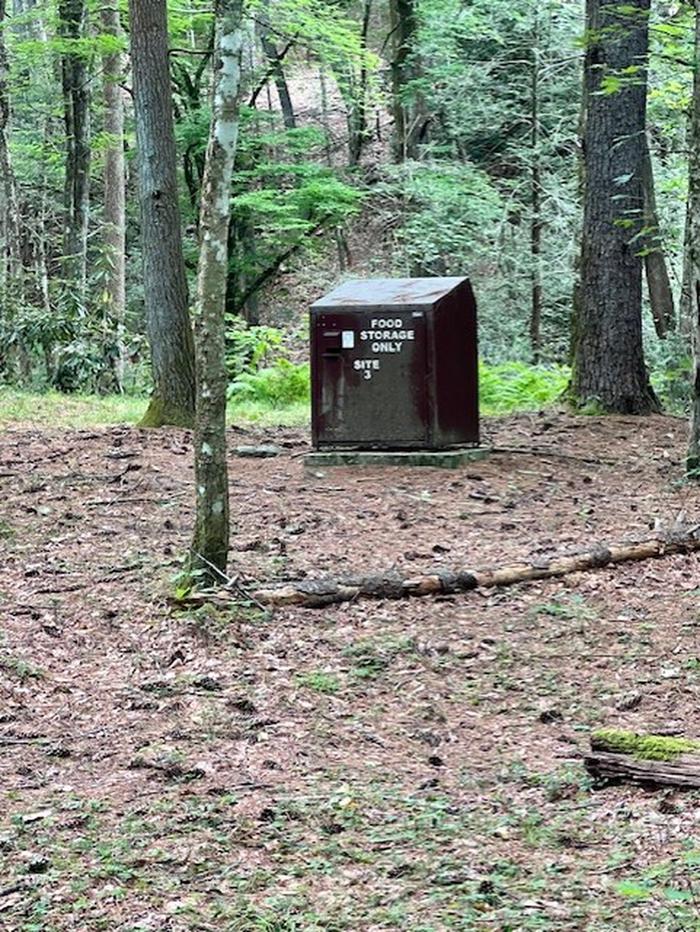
[571,0,659,414]
[688,2,700,474]
[101,0,126,391]
[190,0,244,584]
[59,0,90,308]
[642,136,674,338]
[130,0,196,427]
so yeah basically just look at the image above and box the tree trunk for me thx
[389,0,423,161]
[59,0,90,307]
[190,0,244,584]
[0,0,21,343]
[258,15,295,130]
[642,135,674,338]
[130,0,196,427]
[571,0,659,414]
[688,2,700,474]
[331,0,372,166]
[101,0,126,391]
[530,13,543,363]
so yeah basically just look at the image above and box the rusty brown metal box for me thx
[310,277,478,450]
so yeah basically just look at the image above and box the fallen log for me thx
[585,729,700,789]
[178,523,700,609]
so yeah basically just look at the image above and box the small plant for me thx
[0,655,43,681]
[0,519,15,540]
[343,636,415,681]
[295,671,341,694]
[529,594,596,621]
[616,847,700,929]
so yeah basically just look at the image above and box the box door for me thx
[313,311,429,448]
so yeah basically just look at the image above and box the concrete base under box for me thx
[304,447,489,469]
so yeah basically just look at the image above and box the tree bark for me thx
[181,524,700,608]
[571,0,659,414]
[688,2,700,475]
[190,0,244,584]
[130,0,196,427]
[101,0,126,391]
[59,0,90,307]
[642,135,674,338]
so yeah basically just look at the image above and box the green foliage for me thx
[479,362,569,414]
[295,671,341,694]
[226,321,286,379]
[228,115,363,312]
[230,360,310,407]
[381,160,502,277]
[616,847,700,929]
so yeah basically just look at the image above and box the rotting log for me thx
[585,729,700,789]
[178,524,700,609]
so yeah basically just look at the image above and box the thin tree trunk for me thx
[349,0,371,165]
[530,14,543,363]
[389,0,423,161]
[571,0,659,414]
[258,22,295,129]
[687,2,700,474]
[190,0,244,583]
[0,0,21,307]
[130,0,196,427]
[319,63,333,166]
[642,135,674,338]
[101,0,126,391]
[59,0,90,307]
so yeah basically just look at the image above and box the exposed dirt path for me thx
[1,413,700,930]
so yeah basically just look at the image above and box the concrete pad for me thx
[303,448,489,469]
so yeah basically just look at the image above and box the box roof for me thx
[311,277,468,308]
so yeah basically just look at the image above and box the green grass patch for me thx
[3,356,685,431]
[0,389,309,430]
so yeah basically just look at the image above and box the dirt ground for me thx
[2,412,700,930]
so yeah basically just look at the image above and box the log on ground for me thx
[585,729,700,789]
[177,524,700,609]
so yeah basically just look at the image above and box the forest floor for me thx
[2,411,700,930]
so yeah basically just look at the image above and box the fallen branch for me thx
[585,730,700,789]
[178,523,700,609]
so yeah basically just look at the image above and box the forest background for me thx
[0,0,692,424]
